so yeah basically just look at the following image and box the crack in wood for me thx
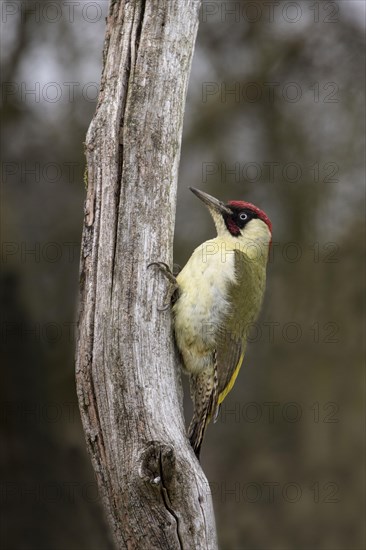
[159,447,184,550]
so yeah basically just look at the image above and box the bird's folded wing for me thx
[216,327,244,405]
[215,249,257,404]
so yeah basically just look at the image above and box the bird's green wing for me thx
[216,249,266,405]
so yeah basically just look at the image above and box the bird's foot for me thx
[172,263,182,276]
[148,262,179,311]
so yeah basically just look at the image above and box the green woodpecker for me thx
[151,188,272,459]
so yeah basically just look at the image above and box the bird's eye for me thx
[239,212,248,221]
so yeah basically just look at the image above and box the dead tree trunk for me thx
[75,1,217,548]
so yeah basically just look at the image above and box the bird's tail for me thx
[188,365,218,460]
[188,409,209,460]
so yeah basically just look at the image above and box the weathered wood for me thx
[75,1,217,548]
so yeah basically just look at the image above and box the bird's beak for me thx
[189,187,232,215]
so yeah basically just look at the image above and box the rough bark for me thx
[75,1,217,548]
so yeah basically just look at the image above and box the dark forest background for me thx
[1,1,365,548]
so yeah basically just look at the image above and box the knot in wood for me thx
[139,441,176,487]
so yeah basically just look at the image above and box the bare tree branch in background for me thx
[75,1,217,548]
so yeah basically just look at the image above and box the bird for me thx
[150,187,272,459]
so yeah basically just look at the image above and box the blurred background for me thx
[1,0,365,548]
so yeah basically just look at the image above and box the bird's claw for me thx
[148,262,176,284]
[157,302,171,312]
[148,261,179,309]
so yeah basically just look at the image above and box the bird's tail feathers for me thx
[188,415,205,460]
[188,364,219,460]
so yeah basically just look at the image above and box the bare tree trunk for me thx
[75,1,217,548]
